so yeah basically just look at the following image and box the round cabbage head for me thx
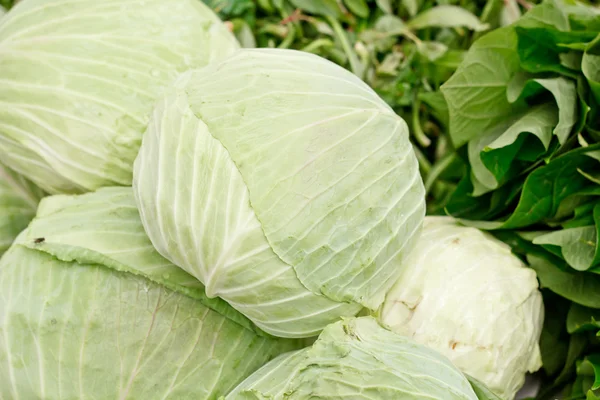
[226,316,479,400]
[0,162,44,255]
[0,0,238,194]
[378,216,544,400]
[133,48,426,338]
[0,187,299,399]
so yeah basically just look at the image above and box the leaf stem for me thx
[413,144,432,176]
[425,152,458,194]
[411,95,431,148]
[326,16,364,79]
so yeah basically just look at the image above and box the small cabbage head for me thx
[133,48,426,338]
[378,216,544,400]
[0,187,299,399]
[0,163,44,255]
[0,0,238,194]
[226,316,479,400]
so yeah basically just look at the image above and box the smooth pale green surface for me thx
[0,0,238,194]
[225,317,478,400]
[0,187,299,400]
[379,217,544,400]
[0,162,43,255]
[133,48,425,337]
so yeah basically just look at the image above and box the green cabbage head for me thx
[378,216,544,400]
[0,187,299,400]
[133,48,426,338]
[0,0,238,194]
[225,316,479,400]
[0,162,44,255]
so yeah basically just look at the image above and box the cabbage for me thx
[0,162,43,255]
[133,48,426,338]
[226,316,479,399]
[0,0,238,194]
[0,187,299,399]
[378,216,544,400]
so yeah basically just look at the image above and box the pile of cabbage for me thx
[0,1,544,399]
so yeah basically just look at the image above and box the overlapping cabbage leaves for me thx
[0,187,299,399]
[133,48,425,338]
[226,317,481,400]
[0,0,238,194]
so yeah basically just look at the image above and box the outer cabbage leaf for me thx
[133,48,425,337]
[0,187,299,400]
[225,317,478,400]
[379,217,544,400]
[0,162,43,255]
[0,0,238,194]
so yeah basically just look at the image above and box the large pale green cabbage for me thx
[0,187,299,400]
[0,162,43,255]
[378,216,544,400]
[0,0,238,194]
[225,316,479,399]
[133,48,426,338]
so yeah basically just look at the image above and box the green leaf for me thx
[533,226,595,269]
[401,0,418,17]
[441,26,523,148]
[538,292,570,376]
[533,201,600,271]
[458,145,600,229]
[583,34,600,110]
[579,355,600,391]
[446,171,524,221]
[556,333,589,386]
[416,41,448,61]
[419,91,449,128]
[289,0,343,18]
[515,0,598,75]
[527,254,600,308]
[375,0,393,14]
[407,5,490,31]
[343,0,369,18]
[567,303,600,334]
[560,51,584,71]
[506,75,579,144]
[468,103,557,195]
[536,77,580,143]
[203,0,256,17]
